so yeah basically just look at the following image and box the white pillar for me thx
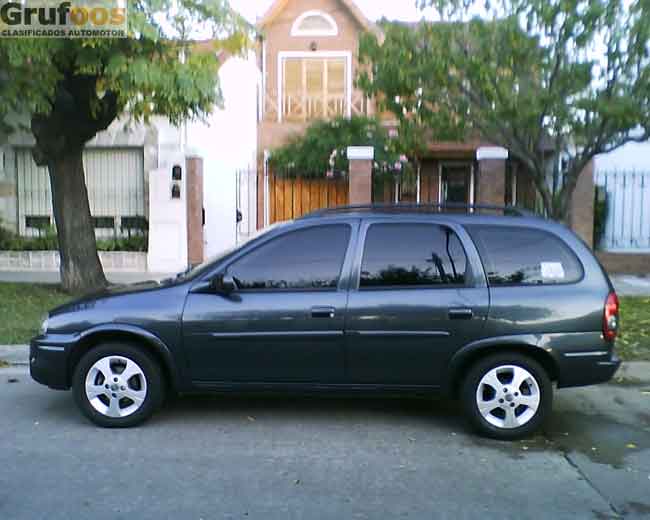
[147,154,189,273]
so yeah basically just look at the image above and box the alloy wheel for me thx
[84,355,148,418]
[475,365,541,429]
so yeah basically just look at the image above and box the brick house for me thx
[254,0,599,250]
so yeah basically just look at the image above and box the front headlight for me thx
[39,315,49,335]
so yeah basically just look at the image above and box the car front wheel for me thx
[72,343,164,428]
[461,353,552,440]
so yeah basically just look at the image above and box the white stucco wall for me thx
[184,54,258,259]
[595,140,650,172]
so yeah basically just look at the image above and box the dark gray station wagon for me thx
[31,205,621,439]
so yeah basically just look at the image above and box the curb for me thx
[0,345,29,366]
[2,345,650,384]
[613,361,650,385]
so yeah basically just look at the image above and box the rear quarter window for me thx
[465,225,583,286]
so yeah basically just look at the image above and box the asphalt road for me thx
[1,367,649,520]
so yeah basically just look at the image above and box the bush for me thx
[594,187,608,250]
[96,235,148,252]
[0,221,148,252]
[269,116,401,179]
[0,221,15,249]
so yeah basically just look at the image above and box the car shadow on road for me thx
[159,393,464,429]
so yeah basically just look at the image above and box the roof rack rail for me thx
[300,203,538,219]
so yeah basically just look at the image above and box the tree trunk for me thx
[48,149,107,293]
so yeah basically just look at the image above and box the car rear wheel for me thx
[461,353,552,440]
[73,343,164,428]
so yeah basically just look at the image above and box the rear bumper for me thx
[556,350,621,388]
[29,335,75,390]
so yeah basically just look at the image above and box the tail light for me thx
[603,292,620,342]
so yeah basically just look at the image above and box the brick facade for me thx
[349,159,372,204]
[476,159,506,207]
[569,160,595,249]
[186,156,205,266]
[597,252,650,275]
[257,0,374,153]
[254,0,594,241]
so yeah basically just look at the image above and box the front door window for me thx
[227,225,350,290]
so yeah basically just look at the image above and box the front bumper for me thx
[556,350,621,388]
[29,335,76,390]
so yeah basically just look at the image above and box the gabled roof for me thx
[256,0,382,36]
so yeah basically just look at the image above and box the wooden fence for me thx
[269,175,348,224]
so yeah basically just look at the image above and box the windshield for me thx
[175,222,288,282]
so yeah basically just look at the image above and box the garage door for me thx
[16,148,145,238]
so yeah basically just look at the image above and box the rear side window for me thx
[360,223,468,288]
[227,225,351,290]
[465,225,583,286]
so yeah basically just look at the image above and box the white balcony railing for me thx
[262,90,369,122]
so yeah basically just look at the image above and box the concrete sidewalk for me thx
[611,275,650,297]
[0,345,30,365]
[0,270,173,285]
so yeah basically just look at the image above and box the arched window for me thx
[291,10,338,37]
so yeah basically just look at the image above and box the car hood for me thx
[48,279,178,317]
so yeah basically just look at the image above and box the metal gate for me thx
[235,167,258,244]
[16,148,145,238]
[595,170,650,251]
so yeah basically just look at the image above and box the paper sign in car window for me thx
[541,262,565,280]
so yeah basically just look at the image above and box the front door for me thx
[441,163,473,205]
[182,223,355,383]
[345,221,489,385]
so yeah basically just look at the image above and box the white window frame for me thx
[290,10,338,37]
[277,51,353,123]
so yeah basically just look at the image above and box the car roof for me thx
[292,203,572,235]
[298,204,534,222]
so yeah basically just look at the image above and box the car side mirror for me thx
[212,273,237,295]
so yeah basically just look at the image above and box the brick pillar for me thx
[257,155,265,230]
[347,146,374,205]
[186,156,204,266]
[476,147,508,207]
[569,159,595,249]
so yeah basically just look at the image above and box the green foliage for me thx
[0,1,250,291]
[617,297,650,362]
[0,283,74,344]
[96,235,148,252]
[268,116,402,179]
[358,21,468,160]
[0,0,251,138]
[0,220,15,246]
[0,226,148,252]
[364,1,650,219]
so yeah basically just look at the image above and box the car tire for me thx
[72,342,164,428]
[461,353,552,440]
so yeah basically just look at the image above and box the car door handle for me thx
[311,306,336,319]
[448,308,474,320]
